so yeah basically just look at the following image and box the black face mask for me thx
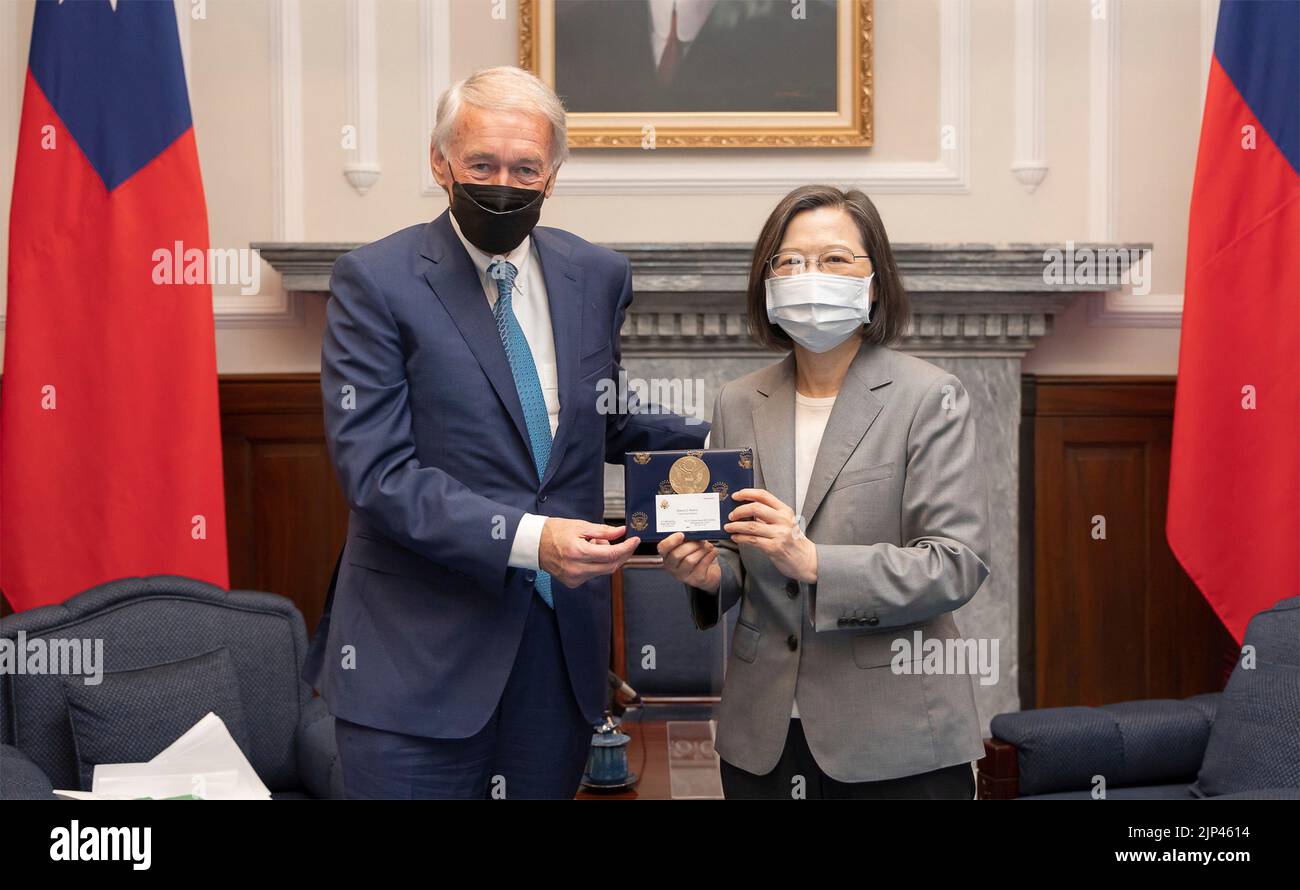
[448,176,549,255]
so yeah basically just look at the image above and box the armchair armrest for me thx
[295,696,343,800]
[986,694,1221,797]
[1,743,55,800]
[977,738,1020,799]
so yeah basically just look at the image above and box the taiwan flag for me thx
[1168,0,1299,642]
[1,0,228,612]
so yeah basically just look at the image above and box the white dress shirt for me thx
[791,390,837,719]
[648,0,716,65]
[449,214,558,573]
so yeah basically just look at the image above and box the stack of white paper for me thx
[54,712,271,800]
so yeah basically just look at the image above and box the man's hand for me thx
[539,519,640,588]
[724,488,818,584]
[657,533,722,593]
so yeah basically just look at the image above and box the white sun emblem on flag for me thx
[58,0,120,9]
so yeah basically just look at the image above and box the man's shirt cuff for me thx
[508,512,547,571]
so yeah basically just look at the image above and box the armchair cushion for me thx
[1193,597,1300,797]
[1020,783,1196,801]
[64,646,252,791]
[991,695,1217,796]
[0,743,55,800]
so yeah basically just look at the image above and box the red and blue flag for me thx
[1169,0,1299,642]
[1,0,228,611]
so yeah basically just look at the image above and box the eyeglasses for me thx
[767,248,871,278]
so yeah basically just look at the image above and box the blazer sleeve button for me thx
[787,634,799,651]
[866,616,879,626]
[785,579,799,598]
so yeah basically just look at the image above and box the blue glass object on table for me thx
[581,715,637,792]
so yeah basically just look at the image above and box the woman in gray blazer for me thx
[659,185,990,799]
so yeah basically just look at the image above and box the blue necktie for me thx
[489,260,554,608]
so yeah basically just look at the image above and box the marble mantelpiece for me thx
[255,240,1149,731]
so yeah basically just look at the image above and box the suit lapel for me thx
[419,211,532,453]
[532,227,582,489]
[751,354,797,513]
[797,345,892,527]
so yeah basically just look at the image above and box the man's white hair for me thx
[433,66,569,170]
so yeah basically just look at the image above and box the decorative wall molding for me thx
[1088,0,1119,242]
[212,288,306,330]
[1011,0,1047,192]
[418,0,452,197]
[270,0,304,241]
[1087,0,1210,329]
[234,0,306,328]
[457,0,971,196]
[343,0,381,194]
[1087,289,1184,328]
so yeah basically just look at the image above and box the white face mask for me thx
[765,272,874,353]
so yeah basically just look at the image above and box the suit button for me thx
[524,570,536,582]
[785,579,799,598]
[866,616,879,626]
[787,634,798,651]
[837,618,849,628]
[539,495,548,503]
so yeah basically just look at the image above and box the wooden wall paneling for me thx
[219,375,349,635]
[1030,377,1235,709]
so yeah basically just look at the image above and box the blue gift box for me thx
[623,448,755,542]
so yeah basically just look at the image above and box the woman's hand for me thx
[724,488,818,584]
[657,533,722,592]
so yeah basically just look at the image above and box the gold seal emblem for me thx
[659,499,669,510]
[711,481,730,501]
[669,455,710,494]
[630,512,648,531]
[738,449,753,469]
[631,452,651,465]
[658,479,674,495]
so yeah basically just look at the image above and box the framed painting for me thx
[519,0,873,148]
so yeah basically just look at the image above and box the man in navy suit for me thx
[303,66,705,799]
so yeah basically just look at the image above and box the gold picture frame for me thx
[519,0,873,149]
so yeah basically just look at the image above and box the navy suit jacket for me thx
[304,210,706,737]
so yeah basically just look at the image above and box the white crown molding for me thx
[419,0,452,197]
[213,288,306,329]
[1088,0,1119,242]
[1087,291,1184,328]
[937,0,971,192]
[344,0,381,194]
[270,0,304,241]
[428,0,970,196]
[1011,0,1047,192]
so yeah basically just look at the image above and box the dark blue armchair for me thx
[978,596,1299,800]
[0,575,342,799]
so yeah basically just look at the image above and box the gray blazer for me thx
[690,344,990,783]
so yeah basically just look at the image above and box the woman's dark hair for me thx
[746,184,909,349]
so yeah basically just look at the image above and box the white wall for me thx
[0,0,1214,375]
